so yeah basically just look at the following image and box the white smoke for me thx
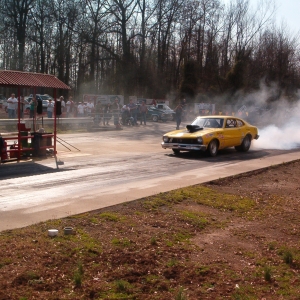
[253,121,300,150]
[207,82,300,151]
[253,100,300,150]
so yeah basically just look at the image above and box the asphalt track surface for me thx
[1,122,300,231]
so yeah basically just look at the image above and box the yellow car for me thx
[161,116,259,156]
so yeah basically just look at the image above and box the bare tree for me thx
[2,0,35,70]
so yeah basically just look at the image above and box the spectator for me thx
[60,96,65,113]
[111,98,121,129]
[121,104,130,125]
[7,93,18,119]
[181,98,187,120]
[77,102,85,117]
[174,102,183,130]
[151,99,157,106]
[128,99,138,126]
[47,99,54,118]
[139,101,148,125]
[86,99,94,116]
[29,96,36,118]
[103,103,111,125]
[66,96,73,117]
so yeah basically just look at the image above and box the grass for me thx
[142,185,256,214]
[1,161,300,299]
[179,210,209,229]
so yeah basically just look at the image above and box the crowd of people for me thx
[4,93,188,131]
[93,98,149,129]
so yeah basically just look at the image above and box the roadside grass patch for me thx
[195,265,210,276]
[175,286,187,300]
[0,258,12,269]
[166,258,178,267]
[142,185,256,213]
[111,237,132,248]
[264,266,272,282]
[179,210,209,229]
[99,212,125,222]
[150,236,158,245]
[278,246,297,266]
[73,262,84,288]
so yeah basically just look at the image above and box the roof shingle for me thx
[0,70,70,89]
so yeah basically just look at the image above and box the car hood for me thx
[165,127,220,137]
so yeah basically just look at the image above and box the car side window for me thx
[236,120,244,127]
[225,119,236,128]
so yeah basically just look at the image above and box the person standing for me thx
[60,96,65,113]
[128,99,138,126]
[77,102,85,117]
[66,96,72,117]
[95,101,102,125]
[139,101,148,125]
[103,103,111,125]
[181,98,187,121]
[29,96,36,118]
[174,102,183,130]
[86,99,94,116]
[47,99,54,118]
[111,98,121,129]
[7,93,18,119]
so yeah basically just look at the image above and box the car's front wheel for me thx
[152,115,158,122]
[207,139,218,157]
[235,135,251,152]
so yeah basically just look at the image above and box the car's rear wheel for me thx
[172,149,180,155]
[235,135,251,152]
[152,115,158,122]
[207,139,218,157]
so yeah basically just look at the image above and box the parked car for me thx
[0,94,6,107]
[161,116,259,156]
[26,94,51,111]
[1,100,8,111]
[155,104,175,120]
[146,106,173,122]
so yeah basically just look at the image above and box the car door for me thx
[223,118,242,147]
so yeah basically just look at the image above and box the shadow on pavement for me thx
[164,147,300,163]
[0,160,72,180]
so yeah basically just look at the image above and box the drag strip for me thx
[1,122,300,231]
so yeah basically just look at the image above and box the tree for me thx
[2,0,35,70]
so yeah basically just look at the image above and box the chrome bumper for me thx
[161,142,207,151]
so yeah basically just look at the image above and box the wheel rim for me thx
[243,136,250,148]
[211,141,217,154]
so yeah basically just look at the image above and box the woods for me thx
[0,0,299,104]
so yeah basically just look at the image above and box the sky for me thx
[274,0,300,34]
[223,0,300,35]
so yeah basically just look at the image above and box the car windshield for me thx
[191,117,224,128]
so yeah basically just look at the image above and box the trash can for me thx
[32,132,52,157]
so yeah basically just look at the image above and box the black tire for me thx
[172,149,180,155]
[207,139,218,157]
[152,115,158,122]
[235,135,251,152]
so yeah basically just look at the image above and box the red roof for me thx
[0,70,70,89]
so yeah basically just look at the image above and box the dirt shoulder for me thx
[0,160,300,299]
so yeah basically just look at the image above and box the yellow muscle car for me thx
[161,116,259,156]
